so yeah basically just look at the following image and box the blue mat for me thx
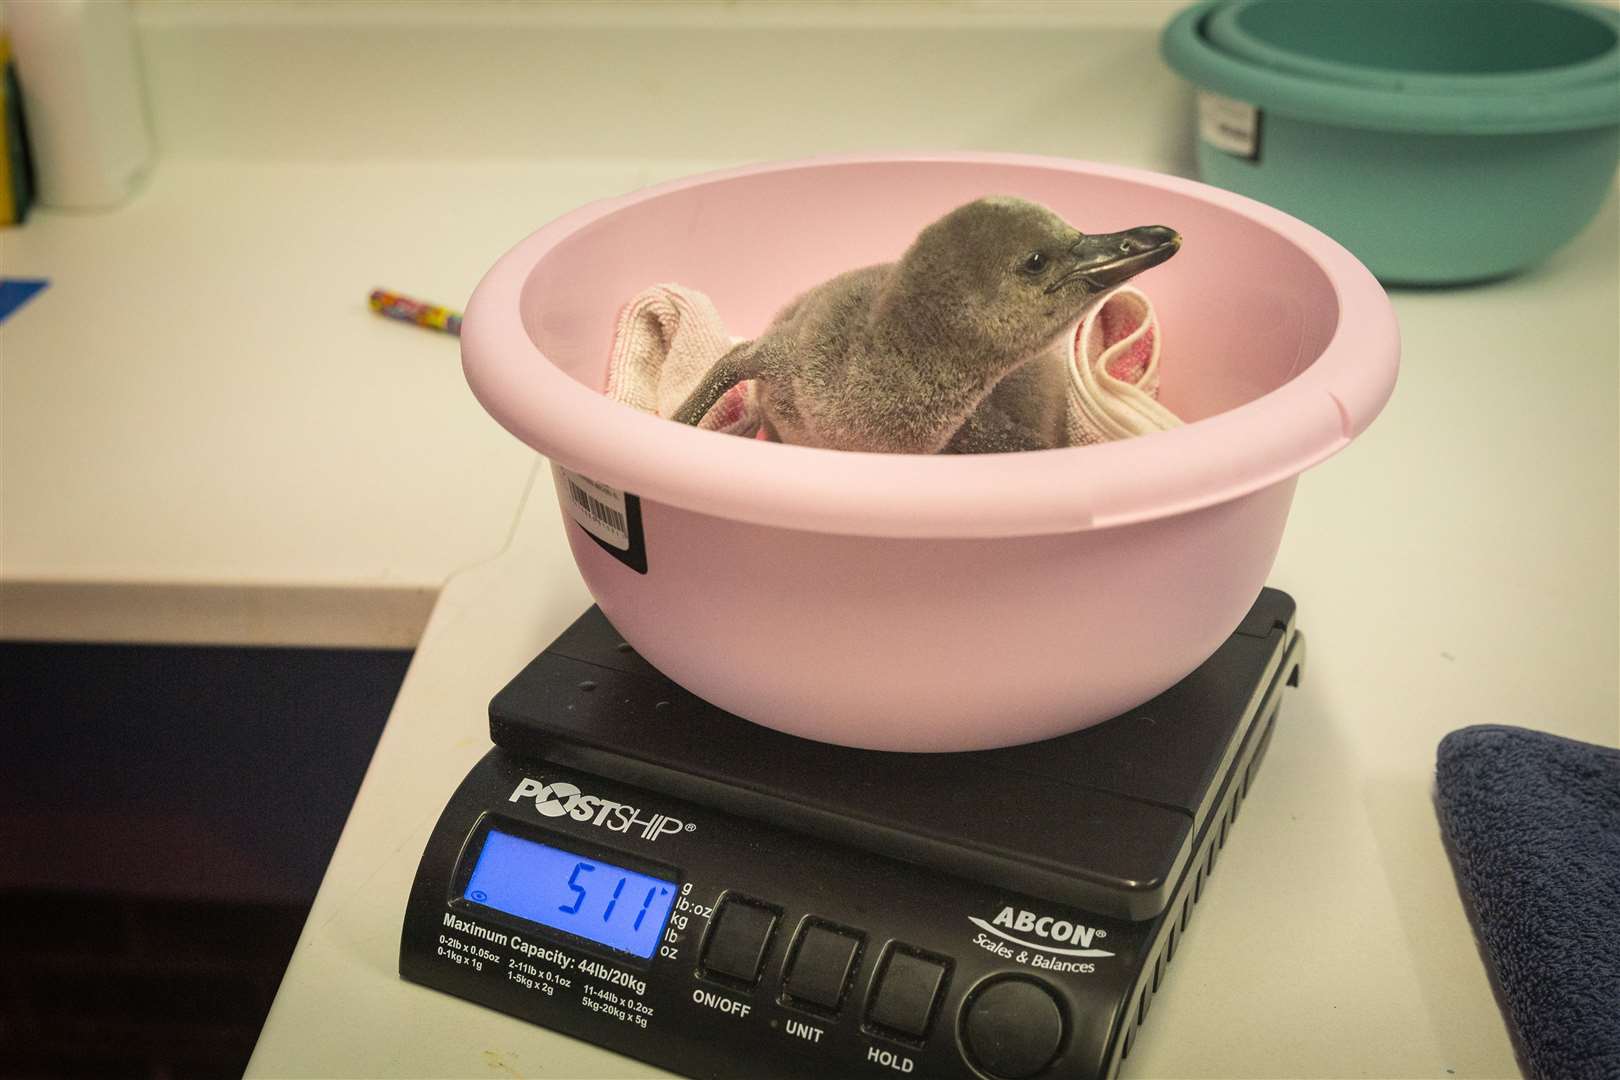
[0,277,47,323]
[1436,725,1620,1080]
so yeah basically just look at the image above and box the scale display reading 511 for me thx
[462,829,678,958]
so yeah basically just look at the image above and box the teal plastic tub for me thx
[1162,0,1620,284]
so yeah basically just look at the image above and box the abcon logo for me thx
[508,777,689,842]
[969,906,1115,957]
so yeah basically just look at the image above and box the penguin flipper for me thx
[946,357,1070,453]
[672,342,760,426]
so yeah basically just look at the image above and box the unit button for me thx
[866,945,949,1039]
[784,923,862,1010]
[700,897,779,986]
[961,977,1065,1079]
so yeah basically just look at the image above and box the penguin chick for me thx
[672,196,1180,454]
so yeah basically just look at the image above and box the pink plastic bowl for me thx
[462,153,1398,752]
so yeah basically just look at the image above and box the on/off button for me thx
[699,896,779,986]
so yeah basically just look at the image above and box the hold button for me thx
[866,945,950,1040]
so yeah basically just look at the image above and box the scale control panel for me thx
[400,728,1278,1080]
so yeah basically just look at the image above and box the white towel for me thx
[1065,284,1182,446]
[603,284,760,438]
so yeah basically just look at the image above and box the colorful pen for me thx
[369,288,462,336]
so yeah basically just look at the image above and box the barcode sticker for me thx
[1197,92,1262,161]
[556,465,631,551]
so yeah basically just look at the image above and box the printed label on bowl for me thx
[554,464,648,574]
[1198,92,1262,161]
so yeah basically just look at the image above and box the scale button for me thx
[783,923,863,1010]
[866,945,949,1040]
[961,977,1065,1079]
[700,897,779,986]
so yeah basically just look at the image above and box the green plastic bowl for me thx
[1207,0,1620,94]
[1162,0,1620,284]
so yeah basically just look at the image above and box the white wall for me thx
[130,0,1202,173]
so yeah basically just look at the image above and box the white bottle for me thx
[3,0,153,209]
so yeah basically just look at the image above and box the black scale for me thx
[402,588,1305,1080]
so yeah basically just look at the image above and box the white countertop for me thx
[247,184,1618,1079]
[0,158,669,645]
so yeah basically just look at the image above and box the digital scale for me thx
[401,588,1305,1079]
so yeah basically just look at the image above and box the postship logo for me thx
[969,906,1115,958]
[509,777,691,841]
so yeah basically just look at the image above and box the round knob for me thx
[960,977,1065,1079]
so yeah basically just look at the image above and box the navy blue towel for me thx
[1435,725,1620,1080]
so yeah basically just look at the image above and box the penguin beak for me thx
[1047,226,1181,293]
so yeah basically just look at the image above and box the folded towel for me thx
[606,283,1179,449]
[604,285,760,438]
[1435,725,1620,1080]
[1065,284,1181,446]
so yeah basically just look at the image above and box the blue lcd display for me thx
[462,830,678,959]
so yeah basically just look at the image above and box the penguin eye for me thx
[1021,252,1048,274]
